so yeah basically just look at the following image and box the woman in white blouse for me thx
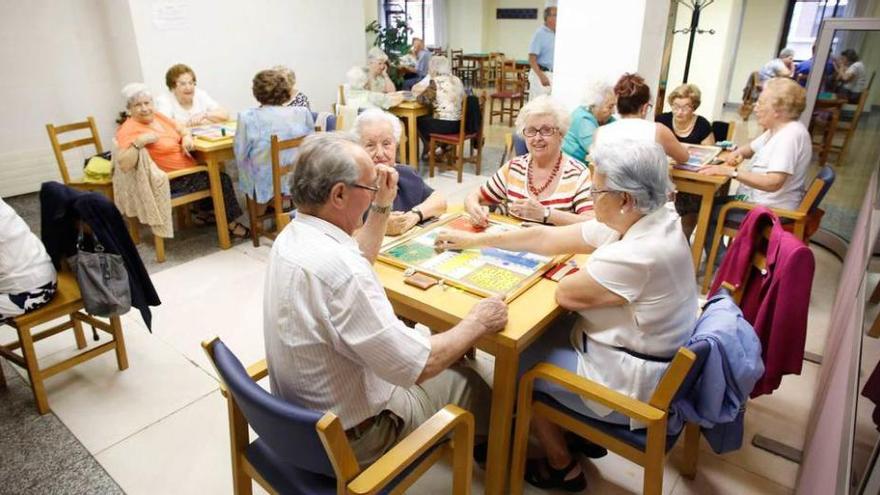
[413,56,464,152]
[155,64,229,127]
[435,140,698,491]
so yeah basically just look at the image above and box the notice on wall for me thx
[152,1,190,31]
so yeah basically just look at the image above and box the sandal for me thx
[228,221,251,240]
[566,433,608,459]
[192,212,216,227]
[524,457,587,492]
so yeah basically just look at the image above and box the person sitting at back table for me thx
[353,109,447,236]
[466,95,594,227]
[343,66,404,110]
[435,140,698,492]
[834,49,868,103]
[115,83,248,239]
[794,44,834,88]
[234,69,314,217]
[400,37,432,90]
[155,63,229,128]
[594,73,689,164]
[413,55,465,155]
[366,47,397,94]
[656,84,714,146]
[272,65,311,110]
[264,132,507,466]
[758,48,795,84]
[1,197,57,325]
[561,80,617,163]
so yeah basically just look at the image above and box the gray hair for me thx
[515,95,571,136]
[352,108,402,144]
[346,66,368,89]
[290,133,363,208]
[367,47,389,64]
[543,6,556,21]
[429,56,451,76]
[122,82,152,107]
[778,47,795,59]
[582,80,614,110]
[591,140,672,214]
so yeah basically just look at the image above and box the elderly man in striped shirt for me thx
[263,132,508,465]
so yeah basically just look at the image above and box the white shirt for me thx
[0,198,56,294]
[759,58,788,82]
[155,88,220,125]
[843,61,868,93]
[739,121,811,210]
[263,214,431,429]
[593,118,656,150]
[574,207,698,425]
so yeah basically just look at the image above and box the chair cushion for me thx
[430,133,477,143]
[246,438,445,495]
[534,393,681,452]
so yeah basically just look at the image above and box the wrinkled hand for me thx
[385,211,419,236]
[465,203,489,228]
[182,134,194,152]
[723,151,743,167]
[434,229,480,250]
[698,165,734,177]
[388,93,405,107]
[465,296,508,335]
[188,113,209,127]
[136,132,158,148]
[509,198,545,222]
[374,164,399,207]
[539,74,551,87]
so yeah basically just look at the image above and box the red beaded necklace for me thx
[528,154,562,197]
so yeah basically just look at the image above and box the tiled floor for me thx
[1,110,878,494]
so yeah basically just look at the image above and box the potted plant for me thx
[366,18,412,86]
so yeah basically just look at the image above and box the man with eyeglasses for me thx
[528,2,557,101]
[263,133,508,466]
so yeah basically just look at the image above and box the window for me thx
[780,0,848,60]
[382,0,436,46]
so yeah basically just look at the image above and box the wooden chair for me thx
[152,165,213,262]
[0,270,129,414]
[202,337,475,495]
[489,59,525,126]
[811,72,874,167]
[428,94,485,183]
[245,135,305,246]
[481,52,504,89]
[46,117,112,199]
[703,165,835,293]
[509,344,706,495]
[738,71,760,121]
[711,120,736,142]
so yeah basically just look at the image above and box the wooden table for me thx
[670,163,733,271]
[192,137,235,249]
[375,227,585,495]
[390,101,430,168]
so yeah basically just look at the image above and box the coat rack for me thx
[675,0,716,83]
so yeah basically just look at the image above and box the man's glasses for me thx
[351,183,379,193]
[522,126,558,138]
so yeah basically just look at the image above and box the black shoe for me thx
[566,433,608,459]
[524,457,587,492]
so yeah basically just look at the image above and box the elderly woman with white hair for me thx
[561,80,617,162]
[115,83,248,238]
[353,108,447,235]
[437,140,698,491]
[366,47,397,93]
[759,48,796,83]
[412,55,465,150]
[344,66,404,110]
[465,95,593,227]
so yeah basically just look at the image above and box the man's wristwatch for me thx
[370,203,391,215]
[410,207,424,223]
[542,207,551,224]
[730,169,739,179]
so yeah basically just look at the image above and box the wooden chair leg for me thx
[154,235,166,263]
[175,207,188,231]
[109,315,129,370]
[508,382,534,495]
[702,223,727,293]
[643,423,667,495]
[17,324,50,414]
[429,137,437,177]
[72,316,86,350]
[680,422,700,479]
[475,138,483,176]
[0,356,7,390]
[128,217,141,245]
[245,196,261,247]
[227,395,254,495]
[456,142,464,183]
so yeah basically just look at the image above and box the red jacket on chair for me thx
[709,207,816,398]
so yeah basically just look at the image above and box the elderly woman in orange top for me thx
[115,83,248,238]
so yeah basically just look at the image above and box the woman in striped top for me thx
[465,95,593,227]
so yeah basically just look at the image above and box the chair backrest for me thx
[46,116,104,184]
[711,120,735,142]
[205,338,342,478]
[496,59,523,94]
[796,165,835,215]
[311,111,337,132]
[647,347,697,411]
[271,134,306,230]
[846,71,874,125]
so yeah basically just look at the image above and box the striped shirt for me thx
[480,153,593,215]
[263,214,431,429]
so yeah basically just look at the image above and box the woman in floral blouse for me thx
[413,56,465,151]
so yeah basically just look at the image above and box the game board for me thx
[674,144,722,171]
[378,214,568,301]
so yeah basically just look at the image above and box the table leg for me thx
[407,114,419,168]
[484,349,518,495]
[206,156,231,249]
[689,185,715,272]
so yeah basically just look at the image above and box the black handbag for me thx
[68,230,131,317]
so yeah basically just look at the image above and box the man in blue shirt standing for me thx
[528,2,556,101]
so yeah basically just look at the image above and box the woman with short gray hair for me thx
[561,80,617,162]
[366,47,396,93]
[412,55,465,152]
[759,47,795,83]
[465,95,592,227]
[435,139,697,491]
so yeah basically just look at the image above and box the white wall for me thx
[726,0,787,102]
[447,0,486,53]
[487,0,546,60]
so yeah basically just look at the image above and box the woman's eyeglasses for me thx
[522,126,558,138]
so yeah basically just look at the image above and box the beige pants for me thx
[528,69,553,100]
[347,365,491,466]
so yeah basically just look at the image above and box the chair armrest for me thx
[247,359,268,382]
[718,200,806,223]
[346,405,474,495]
[525,363,665,423]
[166,165,208,180]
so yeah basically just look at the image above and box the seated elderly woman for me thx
[655,84,714,146]
[594,73,688,164]
[834,49,868,103]
[344,66,404,111]
[413,55,464,151]
[561,80,617,162]
[465,95,593,227]
[353,108,447,236]
[365,47,397,93]
[436,140,698,491]
[1,197,57,325]
[698,77,811,256]
[272,65,311,110]
[155,64,229,127]
[115,83,247,238]
[758,48,795,84]
[234,69,314,215]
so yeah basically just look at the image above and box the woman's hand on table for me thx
[181,134,194,152]
[509,198,544,222]
[435,229,479,250]
[698,165,735,177]
[722,151,744,167]
[465,202,489,228]
[385,211,419,236]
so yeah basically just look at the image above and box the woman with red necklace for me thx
[465,95,594,227]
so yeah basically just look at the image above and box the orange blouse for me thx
[115,112,195,172]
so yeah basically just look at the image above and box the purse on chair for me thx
[68,229,131,317]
